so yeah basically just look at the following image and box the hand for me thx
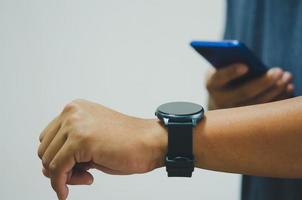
[38,99,166,200]
[206,64,294,109]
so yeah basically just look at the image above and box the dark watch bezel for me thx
[155,101,204,126]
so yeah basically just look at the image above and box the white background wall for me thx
[1,0,241,199]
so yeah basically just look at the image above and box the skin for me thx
[37,58,296,200]
[194,97,302,177]
[38,100,166,200]
[206,64,294,109]
[38,97,302,200]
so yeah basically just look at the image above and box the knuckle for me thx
[38,151,43,159]
[42,168,50,178]
[42,156,49,168]
[276,79,286,87]
[62,102,78,114]
[37,146,44,159]
[62,99,85,114]
[49,162,58,174]
[39,134,43,142]
[266,77,278,85]
[64,113,81,126]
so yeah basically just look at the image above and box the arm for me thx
[194,96,302,178]
[38,97,302,200]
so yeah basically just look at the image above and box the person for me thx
[206,0,302,199]
[37,1,302,200]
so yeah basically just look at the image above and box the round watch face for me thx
[157,101,203,116]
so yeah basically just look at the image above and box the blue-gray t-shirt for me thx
[224,0,302,199]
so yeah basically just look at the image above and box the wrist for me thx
[142,119,167,170]
[193,110,220,170]
[193,113,207,169]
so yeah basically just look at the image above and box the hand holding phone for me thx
[190,40,294,109]
[191,40,268,85]
[207,64,293,109]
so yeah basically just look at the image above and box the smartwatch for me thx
[155,101,204,177]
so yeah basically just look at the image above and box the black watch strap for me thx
[166,122,194,177]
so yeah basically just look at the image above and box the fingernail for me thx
[268,68,282,80]
[287,84,294,91]
[282,72,292,83]
[237,65,248,74]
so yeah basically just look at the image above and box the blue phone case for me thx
[190,40,268,85]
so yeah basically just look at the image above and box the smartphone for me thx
[190,40,268,85]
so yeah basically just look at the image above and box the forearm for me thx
[193,96,302,178]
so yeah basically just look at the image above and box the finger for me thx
[231,68,284,102]
[67,170,94,185]
[49,141,76,200]
[43,165,94,185]
[275,83,295,101]
[207,63,248,88]
[38,117,61,159]
[274,72,294,98]
[42,127,67,170]
[39,116,59,142]
[286,83,295,95]
[43,167,50,178]
[241,83,289,105]
[239,71,293,105]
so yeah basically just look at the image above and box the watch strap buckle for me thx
[165,156,194,177]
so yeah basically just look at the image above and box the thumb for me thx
[67,170,94,185]
[208,63,248,88]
